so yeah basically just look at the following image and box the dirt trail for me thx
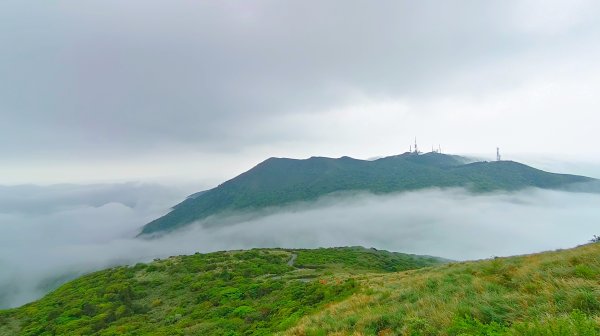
[287,253,297,267]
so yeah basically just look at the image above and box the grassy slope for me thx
[0,247,442,336]
[2,245,598,335]
[141,153,593,234]
[286,243,600,336]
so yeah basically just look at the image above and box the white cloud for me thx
[1,183,599,308]
[510,0,596,35]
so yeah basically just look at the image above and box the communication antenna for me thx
[496,147,501,161]
[414,137,419,154]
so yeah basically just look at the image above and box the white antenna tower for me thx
[496,147,501,161]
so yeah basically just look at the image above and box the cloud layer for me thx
[1,1,600,183]
[1,183,599,308]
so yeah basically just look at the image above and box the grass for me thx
[0,247,440,336]
[2,243,598,335]
[285,243,600,335]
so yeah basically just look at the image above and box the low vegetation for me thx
[286,243,600,335]
[0,247,441,335]
[2,243,598,335]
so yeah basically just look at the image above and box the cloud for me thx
[1,1,600,184]
[0,183,189,307]
[0,183,188,215]
[1,182,599,309]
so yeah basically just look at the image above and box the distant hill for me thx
[140,152,594,235]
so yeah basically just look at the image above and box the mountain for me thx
[140,152,594,235]
[2,243,598,335]
[0,247,445,335]
[140,153,595,236]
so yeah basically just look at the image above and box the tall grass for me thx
[285,243,600,335]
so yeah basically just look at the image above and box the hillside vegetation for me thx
[0,247,442,336]
[2,244,599,335]
[141,153,593,235]
[2,244,598,335]
[286,243,600,335]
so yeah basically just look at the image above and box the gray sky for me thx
[2,0,600,184]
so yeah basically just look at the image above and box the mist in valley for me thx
[1,182,599,309]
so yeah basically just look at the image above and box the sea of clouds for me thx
[1,182,599,308]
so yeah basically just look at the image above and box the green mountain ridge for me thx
[140,153,594,235]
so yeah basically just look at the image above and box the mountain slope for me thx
[0,247,444,336]
[287,242,600,335]
[140,153,594,235]
[2,244,598,335]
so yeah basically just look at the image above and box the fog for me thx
[1,184,599,309]
[0,183,190,308]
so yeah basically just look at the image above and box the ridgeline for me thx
[140,152,593,235]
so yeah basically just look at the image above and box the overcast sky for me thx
[2,0,600,184]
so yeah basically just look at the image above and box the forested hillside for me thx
[141,153,593,235]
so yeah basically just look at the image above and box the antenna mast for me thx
[414,137,419,154]
[496,147,501,161]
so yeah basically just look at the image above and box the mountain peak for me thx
[139,153,594,235]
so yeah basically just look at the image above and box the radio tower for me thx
[496,147,501,161]
[414,137,419,154]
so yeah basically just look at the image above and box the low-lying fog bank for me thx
[1,183,599,308]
